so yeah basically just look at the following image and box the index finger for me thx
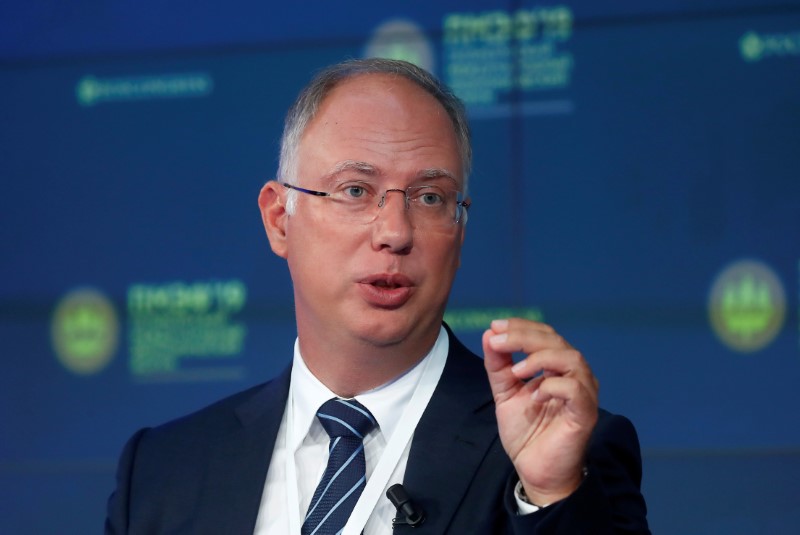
[487,318,572,356]
[482,327,522,404]
[488,318,556,337]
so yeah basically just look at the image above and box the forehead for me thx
[297,74,463,182]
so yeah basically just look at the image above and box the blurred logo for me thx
[740,30,800,62]
[444,307,544,332]
[708,259,786,352]
[442,6,574,113]
[76,73,213,106]
[127,279,247,381]
[364,19,435,73]
[51,288,120,374]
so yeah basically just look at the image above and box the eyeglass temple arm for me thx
[281,183,330,197]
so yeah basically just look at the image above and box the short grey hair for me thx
[277,58,471,213]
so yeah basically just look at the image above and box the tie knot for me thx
[317,398,376,439]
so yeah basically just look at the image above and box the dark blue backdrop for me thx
[2,1,799,533]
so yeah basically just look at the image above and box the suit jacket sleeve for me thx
[105,428,149,535]
[504,412,651,535]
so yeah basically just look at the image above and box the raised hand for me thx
[482,318,599,506]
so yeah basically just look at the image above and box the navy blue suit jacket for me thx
[106,328,650,534]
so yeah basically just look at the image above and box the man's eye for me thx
[344,186,366,198]
[420,192,444,206]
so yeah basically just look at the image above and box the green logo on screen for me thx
[364,19,435,73]
[75,73,213,106]
[739,31,765,62]
[51,288,119,374]
[740,30,800,62]
[708,259,786,353]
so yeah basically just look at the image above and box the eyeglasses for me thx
[282,181,470,228]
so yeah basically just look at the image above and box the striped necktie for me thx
[301,398,377,535]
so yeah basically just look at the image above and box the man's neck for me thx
[296,327,440,398]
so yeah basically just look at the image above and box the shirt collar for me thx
[288,327,448,450]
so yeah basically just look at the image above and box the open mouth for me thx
[372,279,402,289]
[359,274,414,307]
[363,273,413,289]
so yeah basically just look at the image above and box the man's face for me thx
[275,73,466,351]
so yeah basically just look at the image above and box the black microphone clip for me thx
[386,483,425,527]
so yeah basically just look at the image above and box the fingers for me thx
[530,376,597,423]
[482,328,521,404]
[483,317,599,406]
[487,318,569,357]
[511,348,584,378]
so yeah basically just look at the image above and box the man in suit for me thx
[106,58,650,534]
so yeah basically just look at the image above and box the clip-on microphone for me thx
[386,483,425,527]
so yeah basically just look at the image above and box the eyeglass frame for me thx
[280,182,471,225]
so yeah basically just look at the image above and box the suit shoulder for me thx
[138,368,290,450]
[594,409,642,448]
[588,409,644,484]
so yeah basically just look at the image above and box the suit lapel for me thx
[185,330,497,534]
[400,331,499,534]
[192,366,292,535]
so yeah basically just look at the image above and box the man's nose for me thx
[371,189,413,253]
[377,189,409,210]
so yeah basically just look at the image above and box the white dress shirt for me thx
[253,329,448,535]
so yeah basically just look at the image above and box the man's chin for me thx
[351,314,438,349]
[353,324,410,348]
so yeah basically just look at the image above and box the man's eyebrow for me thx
[321,163,459,185]
[418,168,459,183]
[326,160,378,177]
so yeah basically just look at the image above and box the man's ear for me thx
[258,181,289,259]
